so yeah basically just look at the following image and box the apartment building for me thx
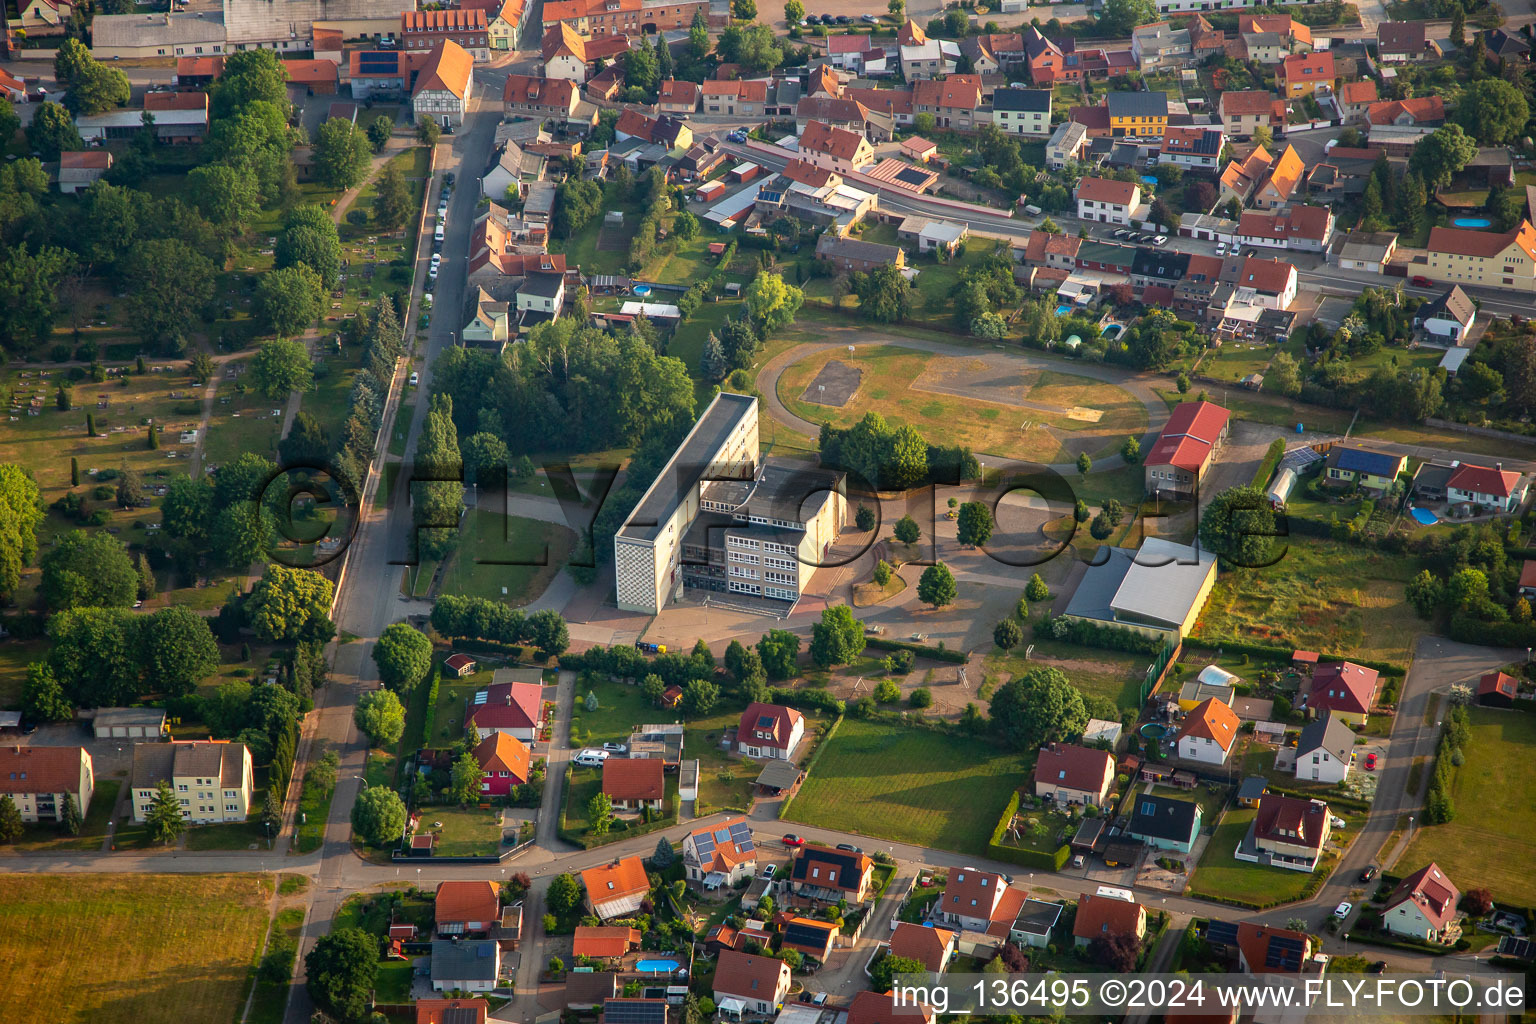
[130,740,253,825]
[0,746,93,822]
[402,9,490,61]
[1421,221,1536,293]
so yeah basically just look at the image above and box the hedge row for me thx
[1251,438,1286,489]
[779,714,844,821]
[1035,614,1166,655]
[556,763,680,850]
[1179,637,1407,678]
[1261,782,1371,813]
[419,665,442,751]
[1448,613,1536,648]
[768,686,846,716]
[863,636,967,664]
[984,790,1072,871]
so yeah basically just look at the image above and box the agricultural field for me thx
[784,718,1023,854]
[0,874,272,1024]
[1400,708,1536,907]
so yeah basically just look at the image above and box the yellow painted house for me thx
[1107,90,1169,138]
[1323,444,1407,493]
[1422,221,1536,293]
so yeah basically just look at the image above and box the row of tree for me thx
[817,412,980,492]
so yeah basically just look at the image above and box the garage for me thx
[91,708,168,740]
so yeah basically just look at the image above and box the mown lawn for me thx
[0,874,271,1024]
[784,718,1023,854]
[983,642,1145,712]
[437,507,576,606]
[1400,708,1536,907]
[1187,808,1322,906]
[246,906,304,1024]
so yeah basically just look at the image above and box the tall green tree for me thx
[21,663,73,723]
[1455,79,1529,146]
[188,163,261,230]
[211,50,290,118]
[304,928,378,1024]
[255,265,324,337]
[989,666,1087,752]
[450,749,485,805]
[39,530,137,610]
[145,780,186,844]
[0,794,22,843]
[141,605,221,696]
[123,238,216,353]
[212,500,277,569]
[917,562,957,608]
[373,162,412,230]
[1197,485,1281,569]
[354,688,406,747]
[350,785,405,846]
[372,622,433,693]
[314,116,371,189]
[251,338,315,399]
[1408,124,1478,193]
[247,565,335,642]
[810,604,866,668]
[0,245,75,348]
[25,101,80,160]
[0,464,44,599]
[956,501,993,546]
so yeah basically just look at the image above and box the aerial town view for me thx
[1,0,1536,1016]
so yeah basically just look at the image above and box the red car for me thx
[1411,276,1431,288]
[782,833,805,847]
[1364,753,1378,771]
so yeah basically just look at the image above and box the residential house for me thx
[781,917,839,963]
[900,38,961,80]
[173,55,223,88]
[1241,794,1332,871]
[846,992,935,1024]
[412,40,475,128]
[430,940,500,991]
[682,816,757,887]
[57,150,112,194]
[482,139,546,202]
[1159,125,1224,171]
[601,757,665,812]
[1132,248,1190,291]
[76,106,207,144]
[503,75,593,129]
[1367,96,1445,127]
[1009,899,1065,949]
[1305,661,1378,724]
[1447,462,1528,512]
[936,867,1026,932]
[130,740,252,826]
[1232,256,1299,309]
[1075,176,1143,225]
[472,732,531,796]
[1324,444,1407,492]
[416,999,490,1024]
[1233,922,1316,973]
[1219,90,1286,139]
[1522,560,1536,599]
[1482,27,1531,61]
[1382,863,1460,942]
[736,702,805,760]
[0,746,93,823]
[600,1000,668,1024]
[14,0,72,35]
[1414,285,1476,342]
[1107,90,1169,137]
[789,844,874,902]
[403,9,490,61]
[516,271,565,327]
[1072,894,1148,948]
[573,926,641,961]
[657,78,700,114]
[1220,145,1274,204]
[712,950,791,1016]
[1131,22,1191,71]
[1176,698,1240,766]
[843,86,914,129]
[816,234,903,274]
[281,58,338,94]
[1252,145,1304,209]
[482,0,529,52]
[1338,79,1379,120]
[1144,399,1230,499]
[798,120,875,175]
[1239,13,1312,52]
[435,881,501,936]
[581,856,650,920]
[1331,230,1398,272]
[912,75,982,131]
[828,33,874,71]
[701,79,767,118]
[987,87,1052,136]
[1295,713,1353,784]
[888,921,956,973]
[795,95,875,138]
[1377,21,1440,62]
[540,23,631,82]
[1421,221,1536,293]
[1237,206,1334,252]
[1033,743,1114,807]
[901,136,938,162]
[1477,671,1517,708]
[89,11,226,60]
[1023,25,1063,83]
[1126,794,1202,853]
[541,0,707,36]
[349,50,424,102]
[1046,120,1090,168]
[897,217,967,255]
[615,109,690,148]
[1279,51,1334,97]
[465,677,545,742]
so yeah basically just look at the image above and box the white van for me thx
[433,223,445,242]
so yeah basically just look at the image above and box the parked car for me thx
[428,263,439,280]
[1215,242,1227,255]
[602,742,628,753]
[1113,228,1130,239]
[835,14,850,22]
[835,843,862,853]
[1412,275,1431,287]
[1154,235,1168,246]
[864,624,884,635]
[820,13,835,23]
[1364,752,1378,770]
[1330,816,1347,829]
[762,864,777,878]
[1359,865,1378,883]
[408,371,419,386]
[861,12,877,21]
[444,172,456,185]
[1333,902,1353,920]
[782,833,805,846]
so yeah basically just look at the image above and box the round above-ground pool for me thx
[1452,217,1492,228]
[1139,723,1171,740]
[1410,507,1439,526]
[636,959,681,973]
[1101,323,1124,339]
[633,284,653,297]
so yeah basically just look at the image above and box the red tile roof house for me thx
[1382,862,1461,942]
[712,949,791,1016]
[1239,794,1332,871]
[581,856,650,919]
[601,756,665,811]
[1446,462,1528,513]
[1071,893,1147,948]
[1234,922,1316,974]
[1075,176,1144,226]
[435,880,501,936]
[1033,742,1114,807]
[1237,205,1335,253]
[572,925,641,961]
[888,921,956,973]
[472,732,531,796]
[789,844,875,902]
[847,991,935,1024]
[465,679,545,741]
[1143,399,1230,500]
[0,745,94,822]
[416,998,490,1024]
[737,701,806,760]
[935,867,1027,933]
[444,653,477,677]
[780,915,839,962]
[1304,661,1379,724]
[682,816,758,887]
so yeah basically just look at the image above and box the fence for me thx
[1141,636,1181,706]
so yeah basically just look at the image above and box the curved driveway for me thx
[756,328,1172,476]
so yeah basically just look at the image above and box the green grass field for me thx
[437,507,576,606]
[1399,708,1536,906]
[247,906,304,1024]
[418,804,502,857]
[15,779,121,852]
[1187,808,1322,906]
[784,718,1023,854]
[0,874,272,1024]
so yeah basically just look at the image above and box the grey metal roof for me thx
[93,707,167,729]
[1012,898,1064,934]
[1063,546,1136,624]
[755,760,802,789]
[1109,538,1215,631]
[431,940,499,984]
[1236,776,1269,802]
[619,392,757,544]
[1107,91,1170,118]
[992,87,1052,113]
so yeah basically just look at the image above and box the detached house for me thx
[1218,90,1286,139]
[789,844,874,902]
[1378,20,1440,61]
[435,881,501,936]
[682,816,757,888]
[936,867,1027,933]
[1446,462,1528,513]
[1414,286,1476,342]
[1176,698,1239,766]
[737,702,806,761]
[412,41,475,129]
[1072,894,1147,948]
[1237,206,1334,253]
[1233,922,1316,974]
[701,78,767,118]
[988,87,1052,136]
[1126,794,1202,854]
[1159,125,1224,170]
[1323,443,1407,493]
[1075,176,1143,226]
[798,119,875,175]
[601,757,666,812]
[1252,145,1305,210]
[1144,399,1230,499]
[1382,863,1460,942]
[0,746,93,823]
[472,732,531,796]
[1295,713,1353,784]
[1233,256,1298,310]
[889,921,956,973]
[712,950,791,1017]
[465,677,545,742]
[58,151,112,194]
[912,75,983,131]
[1241,794,1332,871]
[1305,661,1378,724]
[581,856,650,920]
[1278,51,1334,97]
[1034,743,1114,807]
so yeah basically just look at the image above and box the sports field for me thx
[783,718,1022,854]
[0,873,272,1024]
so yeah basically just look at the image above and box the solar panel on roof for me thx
[714,828,731,843]
[1204,920,1240,946]
[1265,935,1304,970]
[728,821,754,851]
[693,832,715,857]
[757,715,774,728]
[603,1002,668,1024]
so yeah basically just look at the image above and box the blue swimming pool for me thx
[1140,175,1158,185]
[636,959,680,973]
[633,284,653,297]
[1101,323,1124,339]
[1410,507,1439,526]
[1452,217,1492,228]
[1055,304,1072,316]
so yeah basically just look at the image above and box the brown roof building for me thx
[435,881,501,936]
[0,745,93,823]
[601,757,666,810]
[1072,894,1148,946]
